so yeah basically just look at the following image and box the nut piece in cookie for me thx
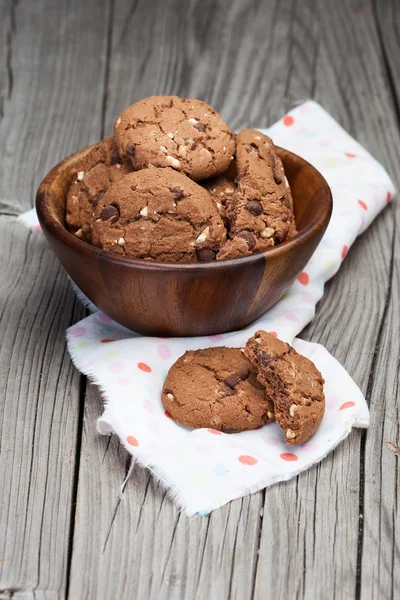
[65,137,132,242]
[91,168,226,263]
[162,347,275,432]
[217,129,297,259]
[201,172,237,221]
[113,96,236,181]
[245,330,325,445]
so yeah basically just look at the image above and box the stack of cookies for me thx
[66,95,297,262]
[162,331,325,445]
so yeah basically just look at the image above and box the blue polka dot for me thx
[213,463,230,476]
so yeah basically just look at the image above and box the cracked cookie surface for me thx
[217,129,297,259]
[91,167,226,263]
[113,96,235,181]
[245,331,325,445]
[162,347,275,432]
[65,137,132,242]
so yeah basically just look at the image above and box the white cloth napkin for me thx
[23,101,395,515]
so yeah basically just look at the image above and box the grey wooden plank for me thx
[0,0,111,596]
[359,1,400,598]
[0,218,83,599]
[0,0,110,215]
[66,0,400,599]
[255,0,400,597]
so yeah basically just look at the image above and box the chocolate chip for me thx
[245,200,262,216]
[218,384,235,397]
[191,143,197,150]
[126,142,136,156]
[161,103,170,108]
[246,143,260,154]
[91,191,104,210]
[196,248,216,262]
[237,230,256,250]
[100,204,119,223]
[170,186,184,201]
[224,374,241,389]
[193,122,206,132]
[110,147,121,165]
[131,184,138,191]
[269,153,282,184]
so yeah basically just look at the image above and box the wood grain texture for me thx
[1,0,400,598]
[0,219,84,599]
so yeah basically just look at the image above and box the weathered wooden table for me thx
[1,0,399,598]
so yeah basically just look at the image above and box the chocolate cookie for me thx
[217,129,297,259]
[162,347,275,432]
[91,167,226,263]
[201,175,236,221]
[245,331,325,445]
[113,96,235,181]
[66,137,132,242]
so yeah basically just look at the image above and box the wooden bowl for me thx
[36,144,332,336]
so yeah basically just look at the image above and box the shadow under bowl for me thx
[36,144,332,336]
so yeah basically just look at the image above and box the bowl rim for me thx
[36,144,333,272]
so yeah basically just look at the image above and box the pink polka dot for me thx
[340,210,353,217]
[345,152,356,158]
[196,444,212,456]
[98,312,112,323]
[265,436,280,446]
[358,200,368,210]
[319,139,329,147]
[148,441,161,451]
[34,224,42,232]
[387,191,392,203]
[110,361,124,373]
[280,452,298,461]
[157,344,172,360]
[285,312,300,323]
[82,360,95,370]
[138,362,152,373]
[326,395,339,409]
[148,422,161,433]
[296,126,307,136]
[117,377,132,386]
[126,435,138,447]
[144,400,154,413]
[283,115,294,126]
[298,271,309,285]
[208,429,222,435]
[269,331,278,337]
[299,442,319,452]
[238,455,258,465]
[339,401,356,411]
[208,334,224,341]
[302,292,314,304]
[71,327,86,338]
[342,245,348,259]
[164,410,172,419]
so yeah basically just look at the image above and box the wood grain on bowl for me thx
[36,145,332,336]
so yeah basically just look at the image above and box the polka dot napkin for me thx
[23,101,395,515]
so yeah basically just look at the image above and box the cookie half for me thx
[245,331,325,445]
[113,96,235,181]
[66,137,132,242]
[162,347,275,432]
[217,129,297,259]
[91,167,226,263]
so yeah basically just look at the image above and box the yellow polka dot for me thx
[189,474,205,489]
[77,342,88,349]
[323,157,339,168]
[107,350,120,358]
[325,259,336,272]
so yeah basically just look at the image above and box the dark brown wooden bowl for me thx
[36,144,332,336]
